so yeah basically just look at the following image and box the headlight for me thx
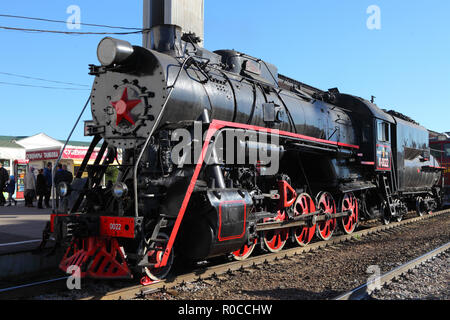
[113,183,128,199]
[97,37,134,66]
[57,182,69,198]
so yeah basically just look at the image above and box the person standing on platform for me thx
[24,167,36,207]
[0,162,9,206]
[54,164,73,207]
[54,164,63,208]
[43,162,52,208]
[55,164,73,185]
[63,164,73,184]
[6,175,17,206]
[36,169,47,209]
[54,163,63,186]
[62,164,73,184]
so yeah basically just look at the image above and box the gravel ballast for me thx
[146,213,450,300]
[369,250,449,300]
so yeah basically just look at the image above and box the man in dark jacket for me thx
[0,162,9,206]
[43,162,52,208]
[36,169,47,209]
[6,175,17,206]
[62,164,73,184]
[54,164,73,208]
[54,164,73,185]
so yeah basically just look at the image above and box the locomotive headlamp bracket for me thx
[84,120,105,137]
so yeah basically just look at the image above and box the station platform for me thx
[0,203,51,255]
[0,203,64,281]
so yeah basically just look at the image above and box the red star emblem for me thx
[111,87,141,126]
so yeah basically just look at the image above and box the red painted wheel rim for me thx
[341,193,358,234]
[144,233,173,281]
[232,239,257,260]
[263,211,289,252]
[316,192,336,241]
[293,193,316,246]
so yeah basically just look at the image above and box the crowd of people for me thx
[0,162,73,208]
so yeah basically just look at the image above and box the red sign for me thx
[26,149,60,161]
[99,217,136,239]
[26,147,101,162]
[376,144,391,171]
[14,159,29,165]
[62,148,100,160]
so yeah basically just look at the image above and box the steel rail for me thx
[0,276,69,298]
[334,241,450,300]
[0,277,68,293]
[79,208,450,300]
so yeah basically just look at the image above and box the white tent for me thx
[15,133,63,151]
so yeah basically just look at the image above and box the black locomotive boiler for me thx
[43,24,444,283]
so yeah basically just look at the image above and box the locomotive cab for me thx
[375,119,393,172]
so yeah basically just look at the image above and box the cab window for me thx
[377,121,390,142]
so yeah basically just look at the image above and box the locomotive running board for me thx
[158,120,360,268]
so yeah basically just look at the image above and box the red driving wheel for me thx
[315,192,336,241]
[263,211,289,253]
[340,192,358,234]
[293,193,316,246]
[144,233,174,281]
[231,238,257,261]
[232,207,257,260]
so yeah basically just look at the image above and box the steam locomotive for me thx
[42,24,444,283]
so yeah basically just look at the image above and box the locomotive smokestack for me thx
[143,0,204,52]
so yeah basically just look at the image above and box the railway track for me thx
[334,241,450,300]
[82,208,450,300]
[1,208,448,300]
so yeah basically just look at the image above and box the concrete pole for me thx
[143,0,204,49]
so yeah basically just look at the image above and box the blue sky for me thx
[0,0,449,142]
